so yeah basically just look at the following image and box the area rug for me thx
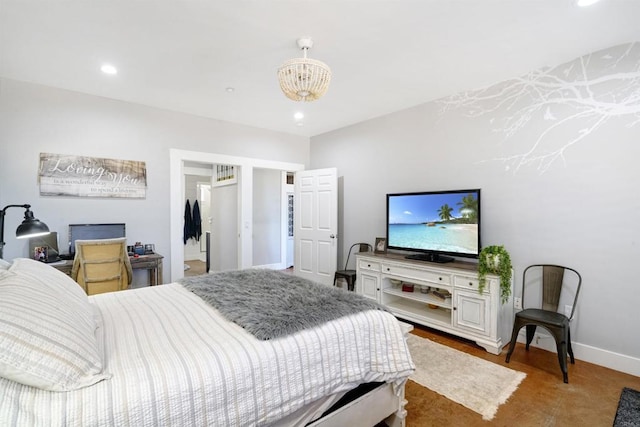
[406,334,526,421]
[613,387,640,427]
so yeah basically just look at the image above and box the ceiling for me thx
[2,0,639,138]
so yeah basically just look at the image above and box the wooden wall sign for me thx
[38,153,147,198]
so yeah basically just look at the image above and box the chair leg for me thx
[347,277,355,291]
[333,274,338,287]
[549,326,570,383]
[567,328,575,364]
[525,325,537,350]
[557,337,569,383]
[505,324,521,363]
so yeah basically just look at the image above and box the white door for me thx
[294,168,338,285]
[286,192,294,268]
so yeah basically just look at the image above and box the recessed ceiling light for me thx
[576,0,600,6]
[296,122,304,127]
[294,112,304,120]
[225,87,235,93]
[100,64,118,75]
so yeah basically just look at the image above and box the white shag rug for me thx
[406,334,526,421]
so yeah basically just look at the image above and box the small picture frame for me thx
[374,237,387,254]
[34,246,48,262]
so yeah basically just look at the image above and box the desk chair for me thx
[71,237,133,295]
[333,243,373,291]
[505,264,582,383]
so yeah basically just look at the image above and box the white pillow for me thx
[0,258,110,391]
[0,258,11,270]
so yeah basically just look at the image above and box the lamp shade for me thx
[278,37,331,102]
[278,57,332,101]
[1,204,50,259]
[16,208,49,239]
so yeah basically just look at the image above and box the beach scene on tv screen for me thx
[388,192,479,254]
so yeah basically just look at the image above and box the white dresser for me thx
[356,252,513,355]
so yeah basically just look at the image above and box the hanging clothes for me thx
[183,199,193,244]
[192,200,202,242]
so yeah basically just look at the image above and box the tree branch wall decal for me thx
[438,42,640,173]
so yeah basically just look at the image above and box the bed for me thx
[0,258,414,426]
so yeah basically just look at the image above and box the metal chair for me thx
[505,264,582,383]
[333,243,372,291]
[71,237,133,295]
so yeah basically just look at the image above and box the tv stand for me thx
[355,252,514,355]
[405,253,454,263]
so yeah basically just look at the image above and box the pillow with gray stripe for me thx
[0,258,110,391]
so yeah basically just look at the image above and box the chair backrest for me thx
[343,242,373,270]
[71,237,133,295]
[521,264,582,319]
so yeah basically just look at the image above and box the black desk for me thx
[51,253,164,286]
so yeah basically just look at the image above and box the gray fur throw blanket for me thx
[179,269,384,340]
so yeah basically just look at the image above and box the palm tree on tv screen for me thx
[438,204,453,221]
[457,194,478,222]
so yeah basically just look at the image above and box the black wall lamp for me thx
[0,204,50,259]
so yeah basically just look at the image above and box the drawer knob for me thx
[439,277,442,281]
[469,282,473,286]
[367,264,371,267]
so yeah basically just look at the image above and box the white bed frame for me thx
[308,381,408,427]
[308,322,412,427]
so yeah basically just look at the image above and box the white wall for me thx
[252,168,282,267]
[0,78,310,282]
[211,182,238,272]
[310,43,640,375]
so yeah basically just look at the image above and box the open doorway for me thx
[182,163,240,276]
[182,167,213,277]
[183,181,212,277]
[169,149,305,282]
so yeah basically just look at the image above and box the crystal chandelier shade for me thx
[278,38,331,102]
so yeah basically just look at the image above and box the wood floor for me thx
[405,324,640,426]
[183,260,207,277]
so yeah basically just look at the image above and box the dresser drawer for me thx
[358,259,381,272]
[454,275,489,293]
[381,263,452,286]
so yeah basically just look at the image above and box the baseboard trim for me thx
[251,263,285,270]
[517,331,640,377]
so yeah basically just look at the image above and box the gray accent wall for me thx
[0,78,310,282]
[311,43,640,373]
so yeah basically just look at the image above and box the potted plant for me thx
[478,245,512,304]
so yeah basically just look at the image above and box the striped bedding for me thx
[0,283,414,426]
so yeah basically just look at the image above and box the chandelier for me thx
[278,37,332,102]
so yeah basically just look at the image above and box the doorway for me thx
[169,149,305,282]
[182,180,212,277]
[182,169,214,277]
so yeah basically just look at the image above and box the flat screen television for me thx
[68,223,126,256]
[386,189,481,263]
